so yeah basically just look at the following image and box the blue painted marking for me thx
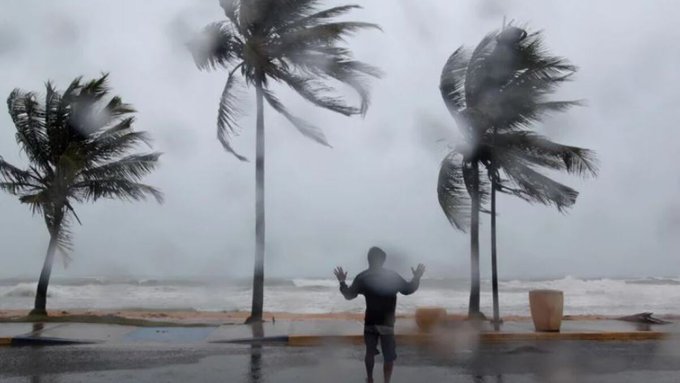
[124,327,217,342]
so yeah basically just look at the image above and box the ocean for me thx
[1,276,679,316]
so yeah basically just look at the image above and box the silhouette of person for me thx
[334,246,425,383]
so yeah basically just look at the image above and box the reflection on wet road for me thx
[2,339,680,382]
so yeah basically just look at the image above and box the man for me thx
[334,247,425,383]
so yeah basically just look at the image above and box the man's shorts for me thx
[364,325,397,363]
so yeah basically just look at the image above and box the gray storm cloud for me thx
[0,0,678,280]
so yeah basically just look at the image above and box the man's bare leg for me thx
[365,354,375,382]
[384,362,394,383]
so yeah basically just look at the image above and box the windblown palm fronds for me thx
[436,26,598,317]
[188,0,382,160]
[0,74,162,315]
[187,0,380,323]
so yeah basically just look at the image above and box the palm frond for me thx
[45,84,73,163]
[515,32,576,73]
[0,181,42,196]
[90,118,151,162]
[288,46,382,78]
[44,81,62,149]
[190,0,380,150]
[278,70,359,116]
[66,74,119,139]
[216,65,248,161]
[495,131,598,177]
[464,31,498,107]
[500,157,579,211]
[103,96,136,120]
[2,75,163,264]
[458,108,493,143]
[278,22,380,52]
[0,156,36,184]
[53,221,74,256]
[79,153,161,181]
[60,77,82,102]
[262,88,330,146]
[472,27,530,107]
[282,5,361,31]
[95,116,141,141]
[7,89,51,169]
[73,179,164,204]
[486,32,580,130]
[316,58,381,116]
[79,74,110,101]
[437,151,471,231]
[440,47,470,115]
[18,191,49,215]
[254,0,320,33]
[188,22,242,71]
[219,0,242,31]
[64,200,82,225]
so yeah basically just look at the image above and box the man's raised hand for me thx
[334,267,348,283]
[411,264,425,280]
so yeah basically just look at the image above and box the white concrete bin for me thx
[529,289,564,332]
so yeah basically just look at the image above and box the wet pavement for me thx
[0,324,40,338]
[2,338,680,382]
[26,323,137,342]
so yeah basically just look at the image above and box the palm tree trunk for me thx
[247,79,265,324]
[469,162,481,317]
[490,117,501,329]
[30,233,59,316]
[491,179,501,330]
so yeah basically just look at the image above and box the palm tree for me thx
[0,74,163,316]
[437,27,598,319]
[188,0,380,323]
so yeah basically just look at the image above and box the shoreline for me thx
[2,309,678,326]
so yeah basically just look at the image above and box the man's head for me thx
[367,247,386,268]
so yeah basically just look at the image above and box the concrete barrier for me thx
[286,331,669,347]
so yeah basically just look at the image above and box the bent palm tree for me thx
[188,0,381,323]
[437,27,598,319]
[0,74,163,316]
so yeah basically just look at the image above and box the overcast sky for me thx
[0,0,678,280]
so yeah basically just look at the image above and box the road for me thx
[1,339,680,382]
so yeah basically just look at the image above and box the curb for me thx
[289,335,363,346]
[480,331,668,342]
[286,331,670,346]
[211,336,290,344]
[1,336,99,347]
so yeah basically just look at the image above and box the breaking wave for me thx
[3,283,62,298]
[292,279,339,288]
[0,276,678,315]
